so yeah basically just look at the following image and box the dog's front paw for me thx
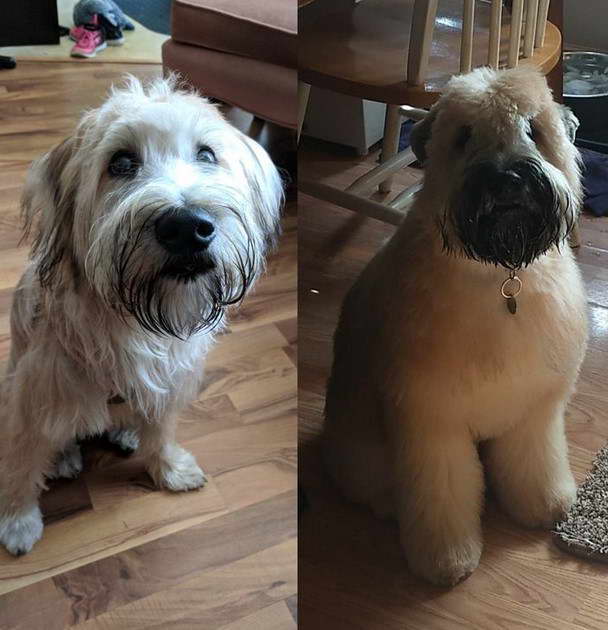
[0,505,44,556]
[47,443,83,480]
[504,481,577,529]
[404,536,482,587]
[149,445,207,492]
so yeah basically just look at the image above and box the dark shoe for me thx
[99,14,124,46]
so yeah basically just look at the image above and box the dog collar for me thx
[501,270,522,315]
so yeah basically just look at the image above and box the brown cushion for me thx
[162,39,297,129]
[171,0,296,68]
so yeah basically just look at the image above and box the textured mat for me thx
[554,445,608,562]
[0,0,168,64]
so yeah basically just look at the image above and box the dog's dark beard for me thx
[111,209,258,339]
[161,253,216,282]
[444,158,573,270]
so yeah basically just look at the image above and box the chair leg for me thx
[379,104,402,193]
[298,82,311,144]
[247,116,265,143]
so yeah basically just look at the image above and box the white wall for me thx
[564,0,608,51]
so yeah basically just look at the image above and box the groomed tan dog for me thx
[324,67,587,586]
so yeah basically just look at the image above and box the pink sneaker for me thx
[70,18,124,46]
[70,18,106,58]
[68,25,86,41]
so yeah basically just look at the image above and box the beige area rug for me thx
[0,0,168,64]
[554,445,608,562]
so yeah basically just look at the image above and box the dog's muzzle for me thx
[451,158,567,269]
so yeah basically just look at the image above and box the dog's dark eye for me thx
[455,125,472,149]
[109,151,139,177]
[196,145,216,164]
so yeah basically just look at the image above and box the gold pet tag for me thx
[501,274,522,316]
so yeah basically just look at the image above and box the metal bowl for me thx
[563,52,608,152]
[564,51,608,98]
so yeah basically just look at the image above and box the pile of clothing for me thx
[580,148,608,218]
[70,0,134,59]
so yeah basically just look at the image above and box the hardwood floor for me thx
[0,63,296,628]
[299,138,608,629]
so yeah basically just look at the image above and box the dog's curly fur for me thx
[0,76,283,555]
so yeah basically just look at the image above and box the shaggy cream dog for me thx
[0,77,283,555]
[324,67,587,586]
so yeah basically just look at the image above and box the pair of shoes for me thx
[70,14,123,58]
[71,15,125,46]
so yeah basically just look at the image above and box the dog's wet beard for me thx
[111,212,258,339]
[161,254,216,283]
[447,159,571,269]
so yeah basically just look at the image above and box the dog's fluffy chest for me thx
[442,298,585,439]
[358,242,588,439]
[101,325,213,417]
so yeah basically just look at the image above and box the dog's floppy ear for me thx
[410,106,438,165]
[558,104,579,144]
[22,136,78,287]
[236,131,285,252]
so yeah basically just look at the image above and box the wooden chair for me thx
[298,0,565,230]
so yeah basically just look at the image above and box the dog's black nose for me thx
[155,207,215,255]
[491,169,522,203]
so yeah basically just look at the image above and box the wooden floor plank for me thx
[573,586,608,630]
[48,492,295,627]
[72,539,296,630]
[0,577,71,630]
[205,324,289,366]
[183,417,296,479]
[0,480,227,595]
[218,601,297,630]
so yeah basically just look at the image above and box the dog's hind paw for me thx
[150,445,207,492]
[47,442,83,480]
[0,505,44,556]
